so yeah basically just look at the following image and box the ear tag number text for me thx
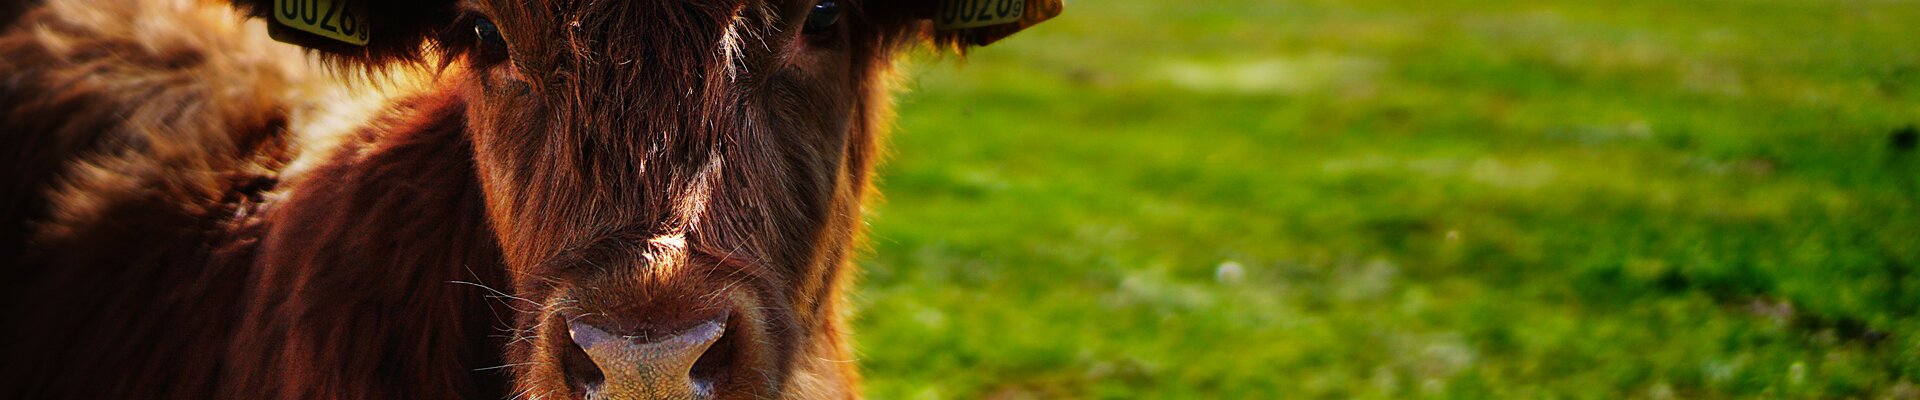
[273,0,370,46]
[937,0,1026,30]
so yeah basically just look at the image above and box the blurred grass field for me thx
[853,0,1920,398]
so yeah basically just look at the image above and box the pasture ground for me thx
[857,0,1920,398]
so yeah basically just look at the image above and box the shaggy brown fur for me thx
[0,0,1053,398]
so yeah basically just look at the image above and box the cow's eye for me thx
[473,17,509,63]
[803,1,841,34]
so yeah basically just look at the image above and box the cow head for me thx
[229,0,1056,398]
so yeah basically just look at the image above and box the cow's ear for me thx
[873,0,1062,50]
[228,0,458,66]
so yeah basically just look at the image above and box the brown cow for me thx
[0,0,1057,398]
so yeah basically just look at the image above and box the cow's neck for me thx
[222,89,513,398]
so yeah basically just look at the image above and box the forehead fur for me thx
[472,0,772,95]
[477,0,758,50]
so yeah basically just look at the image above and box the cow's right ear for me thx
[870,0,1063,51]
[228,0,459,66]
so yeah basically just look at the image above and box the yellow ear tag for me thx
[271,0,370,46]
[937,0,1026,30]
[933,0,1062,46]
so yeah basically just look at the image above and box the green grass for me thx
[852,0,1920,398]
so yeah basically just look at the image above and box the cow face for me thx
[233,0,1054,398]
[452,1,894,398]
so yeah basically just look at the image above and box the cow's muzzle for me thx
[558,310,737,399]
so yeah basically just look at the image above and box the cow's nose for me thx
[563,315,729,399]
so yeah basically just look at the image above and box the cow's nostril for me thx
[565,315,729,399]
[557,327,606,394]
[688,314,738,391]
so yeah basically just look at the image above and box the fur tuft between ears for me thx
[222,0,1059,68]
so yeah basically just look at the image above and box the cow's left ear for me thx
[872,0,1063,49]
[227,0,459,66]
